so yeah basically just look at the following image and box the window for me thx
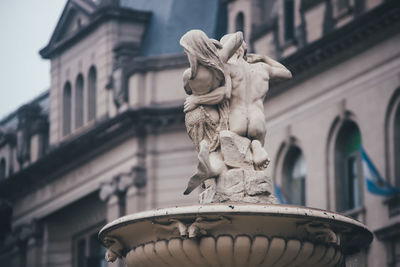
[75,74,84,129]
[282,147,306,205]
[385,89,400,188]
[284,0,295,41]
[337,0,350,11]
[0,158,5,180]
[335,121,363,212]
[74,229,106,267]
[394,104,400,187]
[235,12,245,36]
[88,67,97,122]
[63,82,72,136]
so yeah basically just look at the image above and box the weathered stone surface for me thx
[199,179,216,204]
[220,130,253,169]
[244,170,272,196]
[213,169,276,204]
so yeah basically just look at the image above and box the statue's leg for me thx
[251,140,270,170]
[247,107,270,169]
[209,151,227,177]
[184,140,213,195]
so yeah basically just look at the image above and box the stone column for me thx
[126,166,147,214]
[100,166,147,220]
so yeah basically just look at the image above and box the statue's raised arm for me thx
[246,53,292,81]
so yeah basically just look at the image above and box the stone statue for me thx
[180,30,292,203]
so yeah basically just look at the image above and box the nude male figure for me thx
[186,34,292,169]
[223,36,292,168]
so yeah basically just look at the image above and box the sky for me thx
[0,0,67,120]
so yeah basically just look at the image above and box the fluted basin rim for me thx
[99,203,370,239]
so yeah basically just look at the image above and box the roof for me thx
[0,91,49,132]
[40,0,226,59]
[120,0,227,57]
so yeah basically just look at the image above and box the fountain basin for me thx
[99,204,372,267]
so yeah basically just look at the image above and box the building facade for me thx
[0,0,399,266]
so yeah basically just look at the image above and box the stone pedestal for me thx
[199,130,276,204]
[200,169,276,204]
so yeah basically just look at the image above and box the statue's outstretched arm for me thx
[219,32,244,63]
[184,86,225,112]
[247,53,292,81]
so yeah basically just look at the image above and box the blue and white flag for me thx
[361,147,400,196]
[274,183,288,204]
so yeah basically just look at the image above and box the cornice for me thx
[300,0,326,12]
[269,0,400,98]
[374,222,400,241]
[126,53,189,76]
[250,19,277,42]
[0,105,184,200]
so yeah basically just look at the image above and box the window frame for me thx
[283,0,295,42]
[63,82,72,136]
[88,66,97,122]
[75,74,85,129]
[385,89,400,189]
[73,223,106,267]
[334,120,363,212]
[282,146,306,206]
[0,157,6,180]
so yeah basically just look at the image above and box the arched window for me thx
[75,74,84,128]
[88,67,97,122]
[0,158,5,180]
[235,12,245,36]
[63,82,72,135]
[394,104,400,187]
[386,90,400,187]
[282,146,306,205]
[335,121,362,211]
[284,0,295,41]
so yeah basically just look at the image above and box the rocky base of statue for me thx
[198,130,277,204]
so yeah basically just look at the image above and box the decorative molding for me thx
[250,19,278,43]
[0,106,182,200]
[152,216,231,239]
[300,0,326,12]
[297,221,339,245]
[103,236,124,262]
[125,53,188,76]
[384,195,400,218]
[99,167,146,203]
[123,235,343,266]
[270,0,400,98]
